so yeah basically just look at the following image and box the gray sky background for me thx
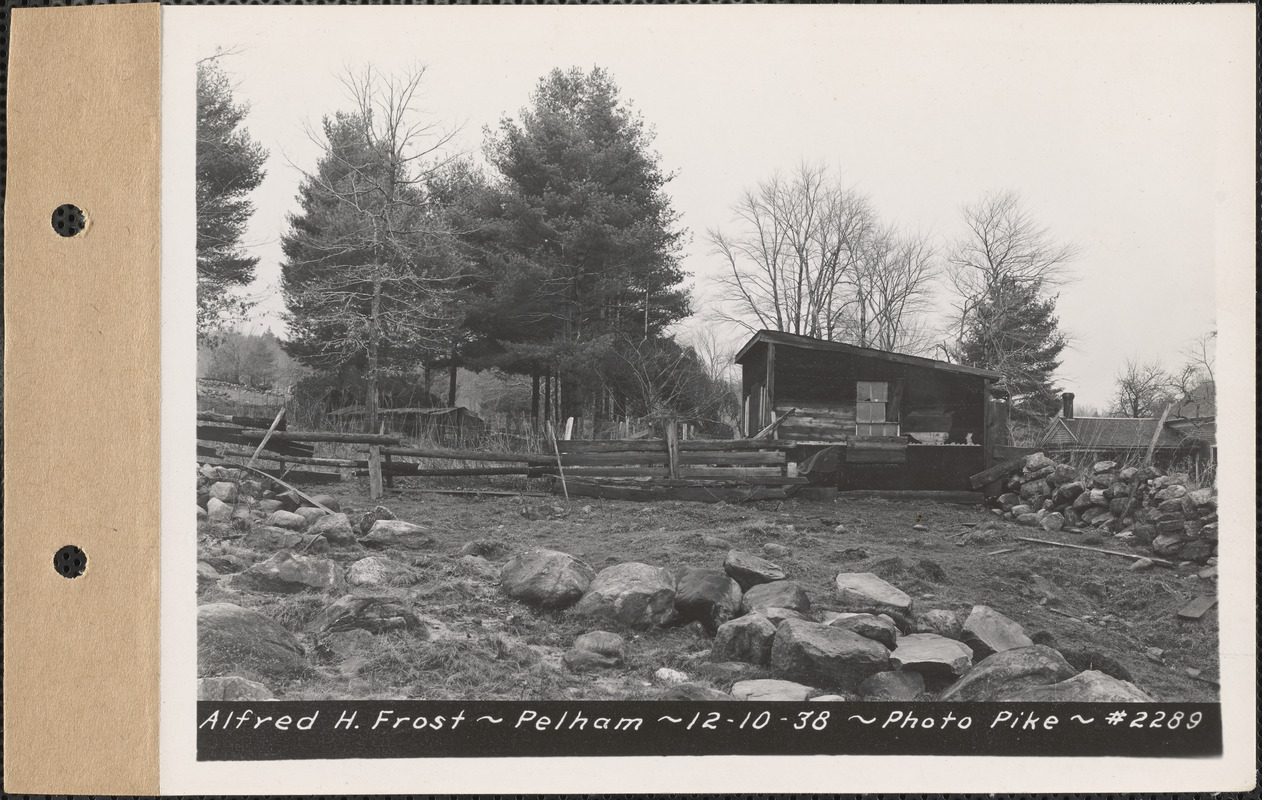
[185,5,1252,409]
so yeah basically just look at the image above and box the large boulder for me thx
[573,562,677,628]
[227,551,342,594]
[1004,670,1154,702]
[961,605,1033,659]
[307,513,359,547]
[769,619,890,691]
[198,603,307,679]
[740,580,811,616]
[1023,452,1054,473]
[711,613,777,665]
[672,566,743,633]
[731,678,815,702]
[1052,481,1086,507]
[857,670,925,701]
[1019,479,1051,501]
[359,519,434,549]
[306,594,423,635]
[197,675,275,701]
[834,572,912,614]
[1046,464,1079,488]
[760,606,813,628]
[939,645,1077,701]
[500,549,596,610]
[824,612,898,649]
[890,633,973,677]
[723,550,786,590]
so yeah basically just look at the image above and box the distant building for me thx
[1039,391,1215,471]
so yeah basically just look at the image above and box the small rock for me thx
[731,678,816,702]
[857,670,925,701]
[833,524,848,535]
[572,630,626,661]
[711,614,777,665]
[824,612,899,649]
[914,609,963,639]
[655,667,689,685]
[208,481,239,503]
[723,550,786,591]
[762,542,791,558]
[912,524,928,532]
[1039,512,1065,532]
[306,594,423,635]
[834,572,912,614]
[890,633,973,677]
[458,555,500,580]
[672,566,743,633]
[359,519,433,549]
[307,513,359,547]
[357,505,396,535]
[574,562,677,628]
[197,675,275,701]
[1091,460,1117,474]
[961,605,1032,659]
[266,510,307,531]
[228,551,342,594]
[700,534,734,549]
[657,683,735,701]
[760,606,813,628]
[347,556,413,587]
[196,505,208,522]
[770,619,890,691]
[207,497,232,523]
[741,580,811,616]
[500,549,596,610]
[809,694,849,702]
[293,506,330,527]
[196,560,221,588]
[562,648,621,672]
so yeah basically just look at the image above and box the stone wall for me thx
[992,453,1217,564]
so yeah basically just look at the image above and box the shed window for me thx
[856,381,888,423]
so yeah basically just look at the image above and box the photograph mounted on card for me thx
[5,2,1251,795]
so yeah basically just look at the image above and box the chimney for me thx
[1062,392,1075,420]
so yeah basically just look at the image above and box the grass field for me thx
[198,479,1219,702]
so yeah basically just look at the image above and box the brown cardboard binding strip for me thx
[4,4,162,794]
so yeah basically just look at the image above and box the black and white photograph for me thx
[166,3,1253,790]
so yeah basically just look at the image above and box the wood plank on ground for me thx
[240,429,403,446]
[1176,596,1217,620]
[968,454,1028,489]
[560,480,792,504]
[556,439,790,454]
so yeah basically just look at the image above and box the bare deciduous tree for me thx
[708,162,936,354]
[281,65,467,433]
[1111,358,1175,418]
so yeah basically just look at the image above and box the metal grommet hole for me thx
[54,545,88,578]
[52,204,87,237]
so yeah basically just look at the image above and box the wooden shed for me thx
[734,331,1005,491]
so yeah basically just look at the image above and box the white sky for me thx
[182,5,1253,409]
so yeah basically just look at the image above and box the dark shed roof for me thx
[734,330,1003,380]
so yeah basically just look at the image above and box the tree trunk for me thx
[543,371,552,426]
[366,277,382,434]
[531,370,541,431]
[447,342,458,408]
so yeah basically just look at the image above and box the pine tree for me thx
[956,276,1067,429]
[473,67,691,425]
[196,58,267,341]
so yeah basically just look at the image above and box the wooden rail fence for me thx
[198,414,798,503]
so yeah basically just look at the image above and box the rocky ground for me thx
[196,466,1220,703]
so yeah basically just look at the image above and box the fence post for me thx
[368,420,385,500]
[379,422,393,490]
[666,420,680,480]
